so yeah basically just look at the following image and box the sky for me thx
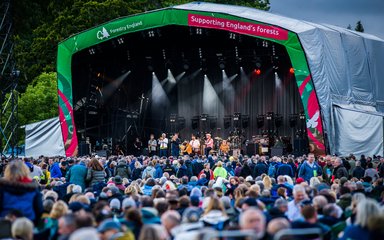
[269,0,384,39]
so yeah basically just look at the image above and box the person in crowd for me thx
[291,204,330,236]
[142,161,156,179]
[1,149,384,240]
[0,160,43,224]
[199,163,214,181]
[132,161,143,180]
[340,198,383,240]
[44,200,69,239]
[298,153,322,183]
[276,158,294,178]
[114,159,131,179]
[332,157,349,181]
[65,160,88,191]
[12,217,34,240]
[213,161,227,179]
[286,185,308,221]
[254,156,268,177]
[240,208,267,240]
[352,160,365,179]
[200,197,229,230]
[49,158,62,179]
[86,158,106,186]
[322,156,334,183]
[365,162,380,182]
[58,213,77,240]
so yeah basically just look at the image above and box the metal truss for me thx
[0,0,18,158]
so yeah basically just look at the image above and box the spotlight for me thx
[289,67,295,74]
[117,37,124,44]
[196,28,203,35]
[254,69,261,75]
[148,30,155,37]
[89,48,96,55]
[219,61,226,70]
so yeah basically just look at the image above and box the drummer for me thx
[219,139,230,155]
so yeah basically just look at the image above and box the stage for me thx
[71,24,306,156]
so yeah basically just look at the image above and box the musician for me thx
[171,133,181,157]
[189,134,200,155]
[219,139,230,155]
[180,141,192,156]
[158,133,168,157]
[204,133,214,157]
[148,134,157,157]
[133,137,142,156]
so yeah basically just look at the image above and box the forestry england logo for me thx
[97,27,110,40]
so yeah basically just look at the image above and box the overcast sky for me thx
[269,0,384,39]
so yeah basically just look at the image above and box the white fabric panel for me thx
[333,106,383,157]
[25,117,65,158]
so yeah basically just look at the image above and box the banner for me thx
[188,14,288,41]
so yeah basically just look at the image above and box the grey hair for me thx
[69,227,99,240]
[355,199,382,228]
[12,217,34,240]
[293,185,305,196]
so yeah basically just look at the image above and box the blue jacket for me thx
[142,185,153,196]
[276,163,294,177]
[153,164,163,179]
[253,162,268,177]
[0,179,43,223]
[66,162,88,191]
[50,162,62,178]
[298,161,322,182]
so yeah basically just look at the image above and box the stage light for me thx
[196,28,203,35]
[148,30,155,37]
[162,49,166,60]
[289,67,295,74]
[219,62,226,70]
[89,48,96,55]
[117,37,124,44]
[97,72,101,77]
[254,69,261,75]
[229,32,237,40]
[198,48,203,59]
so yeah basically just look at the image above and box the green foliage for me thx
[13,0,270,87]
[355,20,364,32]
[18,72,58,125]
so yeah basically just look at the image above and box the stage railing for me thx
[273,227,323,240]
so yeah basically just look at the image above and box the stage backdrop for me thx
[25,117,66,158]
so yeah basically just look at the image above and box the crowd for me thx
[0,152,384,240]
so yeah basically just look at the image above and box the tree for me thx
[347,24,352,30]
[17,72,58,126]
[1,72,58,145]
[13,0,270,88]
[355,20,364,32]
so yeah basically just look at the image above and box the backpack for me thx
[268,164,276,177]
